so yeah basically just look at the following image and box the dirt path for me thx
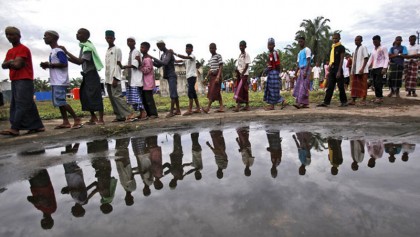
[1,94,420,154]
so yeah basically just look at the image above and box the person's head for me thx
[124,192,134,206]
[196,62,202,69]
[5,26,21,45]
[71,203,86,217]
[354,35,363,46]
[140,41,150,54]
[409,35,417,46]
[105,30,115,45]
[332,33,341,44]
[77,28,90,42]
[299,164,306,176]
[43,30,59,46]
[239,40,247,53]
[194,170,202,180]
[316,62,320,67]
[216,167,224,179]
[270,166,278,178]
[372,35,381,48]
[100,203,113,214]
[209,43,217,55]
[156,40,166,51]
[297,36,305,48]
[127,37,136,49]
[41,214,54,229]
[169,178,178,190]
[351,161,359,171]
[368,156,376,168]
[244,166,251,177]
[388,155,396,163]
[143,185,151,196]
[153,178,164,190]
[402,152,409,162]
[267,37,275,51]
[394,36,402,46]
[185,43,193,55]
[331,166,338,175]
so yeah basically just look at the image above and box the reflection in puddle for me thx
[0,125,419,236]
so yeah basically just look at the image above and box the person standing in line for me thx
[342,54,350,91]
[388,36,408,98]
[174,44,202,115]
[60,28,105,125]
[140,42,158,119]
[366,35,389,104]
[404,35,420,97]
[1,26,44,136]
[202,43,224,113]
[233,40,251,112]
[293,36,311,109]
[263,38,286,110]
[317,33,348,107]
[311,62,321,91]
[104,30,135,123]
[349,35,369,105]
[123,36,147,121]
[40,30,82,129]
[152,40,180,118]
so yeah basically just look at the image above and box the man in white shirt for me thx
[367,35,389,104]
[104,30,134,122]
[405,35,420,97]
[349,35,369,105]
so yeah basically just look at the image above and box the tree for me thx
[251,52,268,78]
[69,77,82,89]
[34,78,50,92]
[223,58,237,81]
[295,16,332,64]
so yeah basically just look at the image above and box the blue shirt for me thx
[389,45,408,66]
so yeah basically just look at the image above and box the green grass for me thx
[0,90,371,121]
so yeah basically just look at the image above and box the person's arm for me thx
[359,57,368,74]
[153,50,173,66]
[2,57,25,70]
[59,46,84,65]
[174,53,193,60]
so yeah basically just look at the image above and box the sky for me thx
[0,0,419,80]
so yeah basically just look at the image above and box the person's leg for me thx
[373,68,384,99]
[321,71,337,105]
[337,73,348,105]
[98,111,104,124]
[59,106,70,126]
[89,111,97,123]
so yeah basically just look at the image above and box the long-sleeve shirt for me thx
[367,46,389,69]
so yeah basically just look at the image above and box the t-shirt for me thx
[407,44,420,62]
[49,48,69,86]
[389,45,408,66]
[342,58,349,77]
[209,53,223,72]
[312,66,321,78]
[127,49,143,87]
[80,49,95,73]
[105,46,122,84]
[330,45,345,70]
[237,52,251,75]
[141,57,155,91]
[184,53,197,78]
[4,43,33,80]
[297,47,311,68]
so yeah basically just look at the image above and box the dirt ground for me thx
[1,91,420,154]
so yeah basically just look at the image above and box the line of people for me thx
[1,26,419,136]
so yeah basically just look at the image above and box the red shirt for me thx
[268,51,280,70]
[4,43,34,80]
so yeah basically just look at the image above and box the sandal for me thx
[165,113,175,118]
[26,128,45,134]
[215,109,225,113]
[126,117,139,123]
[182,111,193,116]
[293,104,301,109]
[201,108,209,114]
[240,107,250,111]
[72,123,83,129]
[264,106,274,111]
[280,101,288,110]
[54,124,71,129]
[193,109,201,113]
[0,129,19,136]
[85,121,97,125]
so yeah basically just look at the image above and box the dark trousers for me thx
[323,68,347,104]
[372,68,384,98]
[142,90,158,117]
[187,77,198,99]
[10,80,43,130]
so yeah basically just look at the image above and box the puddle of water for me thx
[0,125,419,237]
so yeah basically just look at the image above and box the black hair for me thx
[141,42,150,49]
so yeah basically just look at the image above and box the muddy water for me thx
[0,124,419,237]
